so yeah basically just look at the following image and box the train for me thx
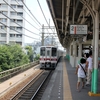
[39,46,64,70]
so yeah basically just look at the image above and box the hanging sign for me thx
[70,25,87,34]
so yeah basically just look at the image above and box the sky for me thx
[25,0,56,43]
[24,0,64,50]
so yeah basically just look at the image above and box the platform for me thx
[0,57,100,100]
[41,57,100,100]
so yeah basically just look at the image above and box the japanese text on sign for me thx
[70,25,87,34]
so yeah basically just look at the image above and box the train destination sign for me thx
[70,25,87,34]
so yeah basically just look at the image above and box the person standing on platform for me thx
[75,58,87,92]
[85,53,89,60]
[85,50,93,86]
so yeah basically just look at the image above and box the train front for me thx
[40,46,57,70]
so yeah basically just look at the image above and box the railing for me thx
[0,60,39,82]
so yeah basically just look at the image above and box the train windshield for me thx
[40,47,45,56]
[52,48,57,56]
[47,50,50,56]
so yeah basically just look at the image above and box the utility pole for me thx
[51,36,53,45]
[41,22,56,46]
[41,24,44,46]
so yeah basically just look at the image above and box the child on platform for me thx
[75,58,86,92]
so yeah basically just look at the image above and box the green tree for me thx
[0,45,12,70]
[25,46,33,62]
[34,54,40,61]
[0,44,29,71]
[10,45,29,67]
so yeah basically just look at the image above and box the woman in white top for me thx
[75,58,86,92]
[86,50,92,86]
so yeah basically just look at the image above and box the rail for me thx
[0,60,39,82]
[10,70,52,100]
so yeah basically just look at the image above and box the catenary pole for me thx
[42,24,44,46]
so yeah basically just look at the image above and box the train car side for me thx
[56,49,63,64]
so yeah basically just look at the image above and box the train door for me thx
[51,47,57,68]
[40,47,45,68]
[45,47,51,68]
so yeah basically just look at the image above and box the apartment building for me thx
[0,0,25,46]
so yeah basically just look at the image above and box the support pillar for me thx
[92,11,99,94]
[66,47,70,61]
[41,24,44,46]
[79,43,82,58]
[73,40,77,67]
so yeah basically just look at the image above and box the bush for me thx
[0,44,29,71]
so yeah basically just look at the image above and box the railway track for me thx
[10,70,53,100]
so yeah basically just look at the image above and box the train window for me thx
[52,48,57,56]
[40,47,45,56]
[47,50,50,56]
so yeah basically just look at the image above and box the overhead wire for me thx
[37,0,49,27]
[0,21,40,41]
[19,0,55,39]
[1,0,58,43]
[15,0,51,42]
[0,11,41,37]
[0,27,7,33]
[3,0,41,32]
[37,0,57,37]
[15,0,41,28]
[38,0,57,42]
[19,0,52,39]
[37,0,52,37]
[20,0,42,27]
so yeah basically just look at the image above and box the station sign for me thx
[70,25,87,34]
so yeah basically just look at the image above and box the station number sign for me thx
[70,25,87,35]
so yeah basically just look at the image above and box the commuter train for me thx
[40,46,63,70]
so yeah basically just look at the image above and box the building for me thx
[25,41,41,54]
[0,0,25,46]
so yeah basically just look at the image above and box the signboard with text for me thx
[70,25,87,35]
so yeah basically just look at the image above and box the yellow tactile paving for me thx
[63,59,73,100]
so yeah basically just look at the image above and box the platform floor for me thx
[0,57,100,100]
[41,57,100,100]
[64,57,100,100]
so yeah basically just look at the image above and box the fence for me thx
[0,60,39,82]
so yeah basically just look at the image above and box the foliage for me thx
[25,46,34,62]
[0,44,29,71]
[34,54,40,61]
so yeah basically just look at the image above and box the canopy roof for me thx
[47,0,100,48]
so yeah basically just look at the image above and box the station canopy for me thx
[47,0,100,48]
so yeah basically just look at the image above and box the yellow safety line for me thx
[88,92,100,96]
[63,58,73,100]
